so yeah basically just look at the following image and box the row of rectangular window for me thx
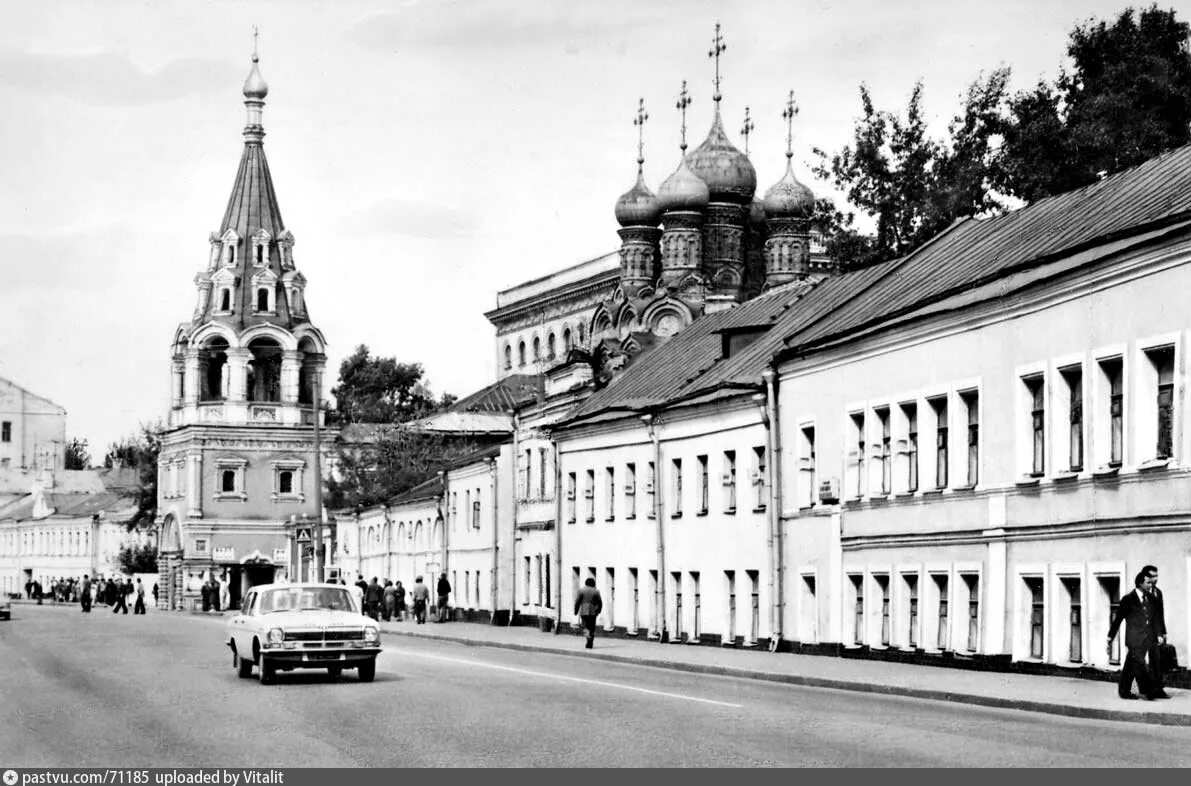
[565,448,767,523]
[447,490,484,529]
[569,566,762,643]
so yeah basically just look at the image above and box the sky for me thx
[1,0,1182,459]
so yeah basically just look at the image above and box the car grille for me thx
[284,628,365,642]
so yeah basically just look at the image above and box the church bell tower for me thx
[156,40,330,612]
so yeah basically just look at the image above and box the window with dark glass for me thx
[1,421,9,443]
[624,463,636,519]
[1027,577,1045,659]
[585,469,595,522]
[221,470,236,493]
[1063,577,1081,663]
[670,458,683,516]
[964,574,979,651]
[754,445,768,510]
[877,408,891,494]
[257,288,269,311]
[961,390,979,486]
[647,461,656,518]
[697,455,708,514]
[1151,346,1175,459]
[723,450,736,512]
[903,403,918,492]
[279,470,293,494]
[1105,358,1124,466]
[220,289,231,311]
[930,397,948,488]
[852,574,864,644]
[934,574,949,650]
[906,574,919,648]
[1024,375,1045,476]
[1062,366,1083,471]
[877,575,891,646]
[850,413,866,497]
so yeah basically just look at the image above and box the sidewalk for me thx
[377,617,1191,727]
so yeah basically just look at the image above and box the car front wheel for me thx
[234,649,253,679]
[357,658,376,682]
[258,655,276,685]
[327,666,342,680]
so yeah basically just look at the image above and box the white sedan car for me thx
[226,582,382,684]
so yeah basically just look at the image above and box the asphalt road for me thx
[1,603,1189,767]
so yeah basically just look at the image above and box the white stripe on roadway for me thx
[391,647,743,708]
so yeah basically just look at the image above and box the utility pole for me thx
[311,363,325,583]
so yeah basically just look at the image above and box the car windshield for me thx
[259,587,353,614]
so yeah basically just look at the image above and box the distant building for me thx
[155,50,330,611]
[0,378,66,473]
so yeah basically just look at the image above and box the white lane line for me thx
[390,646,743,708]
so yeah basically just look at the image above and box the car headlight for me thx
[363,627,379,644]
[267,628,285,644]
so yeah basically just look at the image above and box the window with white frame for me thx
[875,574,891,646]
[271,460,304,502]
[933,573,949,650]
[928,396,948,489]
[1022,374,1046,476]
[697,455,709,514]
[962,573,980,652]
[904,573,919,648]
[1143,345,1175,461]
[624,462,636,519]
[900,402,918,493]
[584,469,595,522]
[671,459,683,517]
[876,407,891,495]
[566,472,576,523]
[604,467,615,520]
[960,389,979,486]
[539,447,549,498]
[849,574,864,645]
[753,445,768,510]
[1097,356,1124,468]
[848,413,865,499]
[214,458,247,500]
[1024,576,1045,659]
[646,461,656,518]
[1059,365,1084,472]
[723,450,736,512]
[471,489,481,529]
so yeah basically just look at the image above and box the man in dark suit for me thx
[1107,568,1168,700]
[574,578,604,650]
[1142,564,1168,695]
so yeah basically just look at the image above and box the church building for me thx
[156,48,329,611]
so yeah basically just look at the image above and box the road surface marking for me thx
[391,647,743,708]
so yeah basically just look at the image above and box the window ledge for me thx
[1050,472,1080,484]
[894,491,917,499]
[1138,458,1171,472]
[921,489,944,497]
[271,493,306,503]
[1014,476,1042,488]
[1092,466,1120,480]
[724,508,736,516]
[950,484,977,492]
[584,517,595,524]
[696,510,709,517]
[670,513,683,519]
[604,516,615,522]
[624,514,636,521]
[753,505,768,513]
[213,492,247,502]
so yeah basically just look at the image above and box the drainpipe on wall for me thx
[508,411,519,626]
[489,455,500,624]
[553,435,563,634]
[642,413,667,643]
[761,369,784,651]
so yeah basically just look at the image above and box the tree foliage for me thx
[330,345,442,425]
[104,421,162,531]
[814,5,1191,269]
[326,429,480,510]
[64,437,91,470]
[116,543,158,574]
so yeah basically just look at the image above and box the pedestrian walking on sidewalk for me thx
[394,580,406,621]
[574,578,603,650]
[1142,564,1169,696]
[1108,567,1169,700]
[80,575,92,613]
[436,573,451,622]
[133,579,146,615]
[364,577,383,621]
[112,580,129,614]
[382,580,396,622]
[411,576,430,624]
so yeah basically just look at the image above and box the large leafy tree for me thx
[331,345,440,424]
[104,421,162,530]
[814,5,1191,268]
[117,543,158,574]
[999,4,1191,202]
[326,429,479,510]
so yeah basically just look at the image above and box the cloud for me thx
[348,1,666,54]
[0,49,243,106]
[340,198,480,240]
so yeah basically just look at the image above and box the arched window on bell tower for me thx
[548,333,556,359]
[247,337,282,402]
[532,336,541,362]
[518,341,527,367]
[503,344,512,370]
[256,287,270,312]
[201,337,229,402]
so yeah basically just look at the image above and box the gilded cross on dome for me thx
[740,106,754,155]
[633,97,648,167]
[782,90,799,159]
[252,26,259,61]
[676,80,692,151]
[708,22,726,102]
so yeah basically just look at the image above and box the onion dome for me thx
[762,160,815,219]
[615,170,662,227]
[686,109,756,204]
[243,54,268,99]
[657,158,709,213]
